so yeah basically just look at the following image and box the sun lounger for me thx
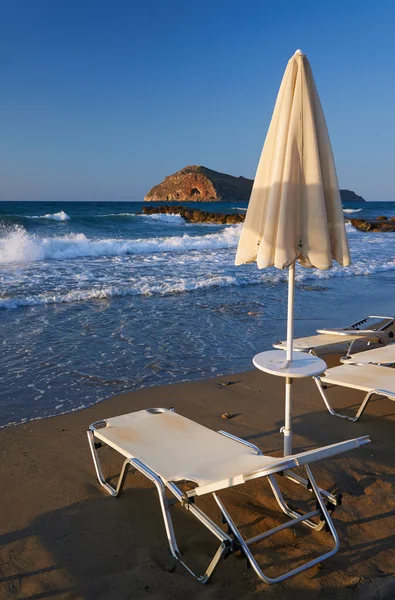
[273,315,394,355]
[314,363,395,421]
[340,343,395,365]
[87,408,369,585]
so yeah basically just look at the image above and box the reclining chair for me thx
[87,407,369,585]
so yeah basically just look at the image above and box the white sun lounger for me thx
[273,315,394,355]
[314,363,395,421]
[87,408,369,585]
[340,343,395,366]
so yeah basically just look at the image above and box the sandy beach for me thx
[1,352,395,600]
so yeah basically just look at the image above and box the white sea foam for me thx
[137,213,184,223]
[343,208,362,214]
[0,276,240,309]
[2,217,395,310]
[3,247,395,310]
[29,210,70,221]
[86,212,182,221]
[0,224,242,264]
[99,212,136,217]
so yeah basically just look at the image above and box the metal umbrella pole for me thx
[283,261,295,455]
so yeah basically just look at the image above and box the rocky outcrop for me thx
[144,166,253,202]
[348,217,395,232]
[145,165,366,203]
[142,204,245,224]
[144,205,395,232]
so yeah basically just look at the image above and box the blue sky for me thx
[0,0,394,201]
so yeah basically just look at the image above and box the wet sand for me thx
[1,354,395,599]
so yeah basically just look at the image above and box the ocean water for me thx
[1,199,395,427]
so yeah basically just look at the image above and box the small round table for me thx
[253,350,327,378]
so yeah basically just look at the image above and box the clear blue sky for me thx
[1,0,394,201]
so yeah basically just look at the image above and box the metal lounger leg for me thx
[129,459,231,584]
[88,437,232,585]
[314,377,379,422]
[87,430,131,496]
[282,469,340,507]
[267,474,325,531]
[212,465,340,584]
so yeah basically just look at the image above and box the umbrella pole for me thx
[284,261,295,456]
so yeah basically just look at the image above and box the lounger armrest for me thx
[218,430,263,454]
[194,458,298,497]
[293,436,370,467]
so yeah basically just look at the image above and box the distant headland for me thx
[144,165,366,203]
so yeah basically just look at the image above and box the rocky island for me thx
[145,165,366,203]
[145,165,252,202]
[339,189,366,202]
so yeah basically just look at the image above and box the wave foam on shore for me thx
[0,224,241,264]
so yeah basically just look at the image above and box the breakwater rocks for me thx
[143,206,395,232]
[142,204,245,224]
[349,216,395,232]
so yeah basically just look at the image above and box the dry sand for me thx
[1,354,395,599]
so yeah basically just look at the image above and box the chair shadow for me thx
[2,469,395,600]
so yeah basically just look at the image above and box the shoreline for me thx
[0,340,369,431]
[3,300,395,430]
[1,356,395,599]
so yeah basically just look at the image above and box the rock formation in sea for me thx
[349,217,395,232]
[144,166,253,202]
[145,165,366,203]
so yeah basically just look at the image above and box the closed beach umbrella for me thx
[235,50,350,455]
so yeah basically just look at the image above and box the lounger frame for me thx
[87,410,345,585]
[273,315,394,356]
[314,376,395,422]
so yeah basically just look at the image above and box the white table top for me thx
[253,350,327,378]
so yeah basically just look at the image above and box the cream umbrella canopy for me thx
[235,50,350,455]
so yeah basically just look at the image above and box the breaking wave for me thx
[0,224,241,264]
[29,210,70,221]
[343,208,362,214]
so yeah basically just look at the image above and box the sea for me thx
[1,200,395,428]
